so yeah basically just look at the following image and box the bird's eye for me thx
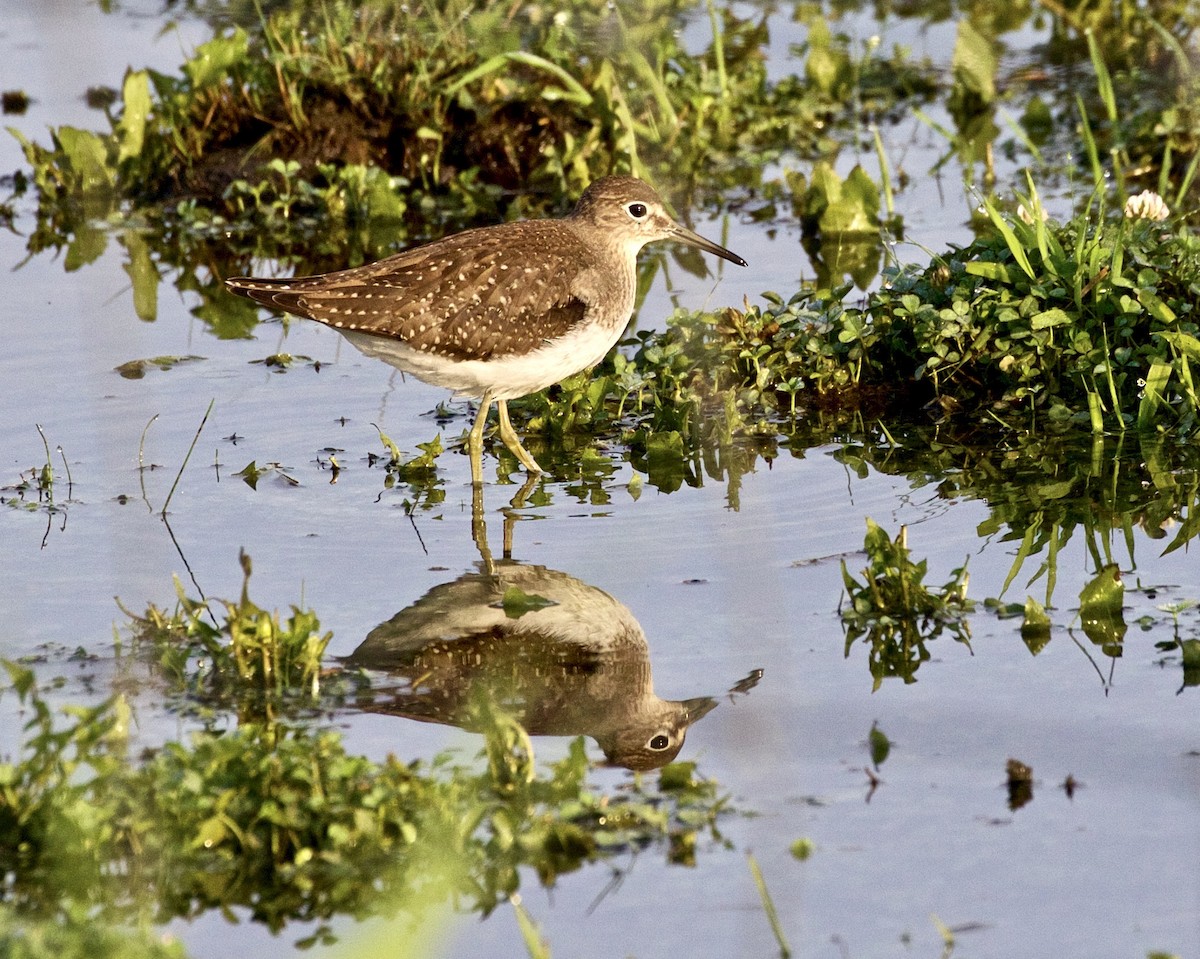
[626,202,649,220]
[648,734,671,751]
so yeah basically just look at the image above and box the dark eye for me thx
[649,734,670,751]
[627,202,648,219]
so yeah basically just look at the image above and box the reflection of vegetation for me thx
[831,430,1200,606]
[839,519,973,688]
[0,909,187,959]
[1077,562,1125,656]
[123,550,332,721]
[0,562,734,954]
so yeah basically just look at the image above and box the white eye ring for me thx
[648,733,671,750]
[626,202,649,220]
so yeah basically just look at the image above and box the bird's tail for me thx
[225,275,305,312]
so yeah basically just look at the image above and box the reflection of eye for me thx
[627,202,648,220]
[649,734,671,751]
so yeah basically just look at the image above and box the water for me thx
[1,3,1197,958]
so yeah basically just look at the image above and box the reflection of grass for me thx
[840,519,973,689]
[0,561,734,956]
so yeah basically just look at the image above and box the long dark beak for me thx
[667,222,748,267]
[681,696,719,723]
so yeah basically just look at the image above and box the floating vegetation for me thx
[839,519,973,689]
[113,354,206,379]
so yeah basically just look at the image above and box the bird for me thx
[342,560,719,771]
[225,176,746,484]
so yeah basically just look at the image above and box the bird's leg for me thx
[468,391,494,487]
[502,472,539,558]
[470,481,495,574]
[496,399,544,475]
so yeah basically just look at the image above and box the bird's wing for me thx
[226,221,592,360]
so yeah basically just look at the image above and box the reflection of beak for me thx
[667,223,748,267]
[681,696,719,723]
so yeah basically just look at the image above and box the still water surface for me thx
[1,3,1196,958]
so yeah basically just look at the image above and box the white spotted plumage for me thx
[225,176,746,479]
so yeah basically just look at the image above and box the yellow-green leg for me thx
[467,391,494,487]
[497,399,544,475]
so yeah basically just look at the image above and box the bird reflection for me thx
[345,559,730,771]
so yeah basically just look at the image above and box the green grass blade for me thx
[982,200,1036,279]
[747,853,792,958]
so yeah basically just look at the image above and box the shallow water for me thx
[2,3,1198,959]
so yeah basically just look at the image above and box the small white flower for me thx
[554,10,569,27]
[1124,190,1170,221]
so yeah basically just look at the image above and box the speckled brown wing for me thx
[226,220,592,361]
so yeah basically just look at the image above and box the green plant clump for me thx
[9,0,935,270]
[839,519,973,688]
[586,197,1200,449]
[123,550,332,719]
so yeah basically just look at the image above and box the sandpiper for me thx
[226,176,746,484]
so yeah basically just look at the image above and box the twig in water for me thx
[161,400,214,517]
[138,413,159,512]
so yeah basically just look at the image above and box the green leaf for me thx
[64,223,108,271]
[497,586,557,619]
[644,430,687,492]
[1136,288,1176,323]
[1019,596,1051,653]
[122,231,160,322]
[804,19,850,96]
[1078,563,1126,653]
[1030,308,1071,330]
[185,30,250,89]
[951,18,997,103]
[374,426,402,464]
[965,261,1012,283]
[1079,563,1123,617]
[867,722,891,768]
[982,201,1035,280]
[56,126,115,193]
[1154,330,1200,362]
[235,461,262,490]
[117,69,150,163]
[1137,361,1173,429]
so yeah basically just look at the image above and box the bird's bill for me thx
[681,696,719,722]
[667,223,748,267]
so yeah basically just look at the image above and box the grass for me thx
[839,519,973,689]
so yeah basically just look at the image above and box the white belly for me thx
[339,317,625,400]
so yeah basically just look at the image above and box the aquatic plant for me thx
[601,192,1200,443]
[839,519,973,688]
[123,550,332,720]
